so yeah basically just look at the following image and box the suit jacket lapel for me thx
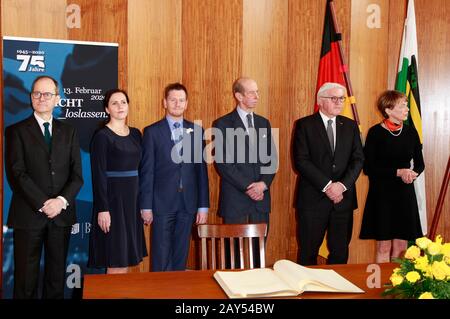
[253,113,260,131]
[182,120,193,139]
[335,116,345,155]
[253,114,265,146]
[232,109,246,131]
[180,120,193,159]
[159,118,175,147]
[231,109,250,149]
[25,116,50,154]
[51,119,62,156]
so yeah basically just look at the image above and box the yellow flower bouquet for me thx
[383,235,450,299]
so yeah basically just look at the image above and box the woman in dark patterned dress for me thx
[88,89,147,273]
[360,90,424,263]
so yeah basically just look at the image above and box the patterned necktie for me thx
[326,119,334,153]
[246,113,256,146]
[173,122,183,189]
[173,122,182,143]
[173,121,184,157]
[246,113,254,129]
[43,122,52,151]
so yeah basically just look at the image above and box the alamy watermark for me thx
[169,120,279,175]
[366,263,382,288]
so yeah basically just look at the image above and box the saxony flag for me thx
[395,0,427,235]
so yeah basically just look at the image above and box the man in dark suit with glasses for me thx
[293,82,364,265]
[5,75,83,298]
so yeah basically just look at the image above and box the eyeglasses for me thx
[244,90,259,97]
[31,91,57,100]
[321,96,346,104]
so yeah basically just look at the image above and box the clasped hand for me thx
[41,198,64,219]
[325,182,344,204]
[397,168,418,184]
[246,182,266,201]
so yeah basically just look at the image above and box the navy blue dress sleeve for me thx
[91,130,109,213]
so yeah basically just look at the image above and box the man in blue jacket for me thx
[140,83,209,271]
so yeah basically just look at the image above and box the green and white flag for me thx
[395,0,427,235]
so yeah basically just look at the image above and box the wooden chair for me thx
[197,223,267,270]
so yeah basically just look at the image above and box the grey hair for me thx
[233,77,254,94]
[316,82,346,103]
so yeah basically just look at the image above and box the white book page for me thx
[214,268,299,297]
[273,260,364,293]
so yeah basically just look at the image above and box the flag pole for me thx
[428,156,450,240]
[328,0,361,127]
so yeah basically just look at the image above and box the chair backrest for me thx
[197,223,267,270]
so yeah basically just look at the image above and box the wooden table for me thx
[83,263,396,299]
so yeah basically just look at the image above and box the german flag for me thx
[395,0,427,235]
[314,0,355,121]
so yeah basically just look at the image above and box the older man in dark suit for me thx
[140,82,209,271]
[293,82,364,265]
[213,77,277,267]
[5,75,83,298]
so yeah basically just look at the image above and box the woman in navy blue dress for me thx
[88,89,147,273]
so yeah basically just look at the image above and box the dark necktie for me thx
[246,113,257,151]
[326,119,334,153]
[246,113,254,129]
[43,122,52,151]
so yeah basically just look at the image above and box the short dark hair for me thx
[377,90,407,118]
[103,88,130,110]
[164,82,188,99]
[31,75,59,94]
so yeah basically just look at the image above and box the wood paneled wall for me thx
[1,0,449,278]
[348,0,391,263]
[127,0,184,271]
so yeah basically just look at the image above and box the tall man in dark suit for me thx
[293,82,364,265]
[213,77,277,267]
[5,76,83,298]
[140,83,209,271]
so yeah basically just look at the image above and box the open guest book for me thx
[213,259,364,298]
